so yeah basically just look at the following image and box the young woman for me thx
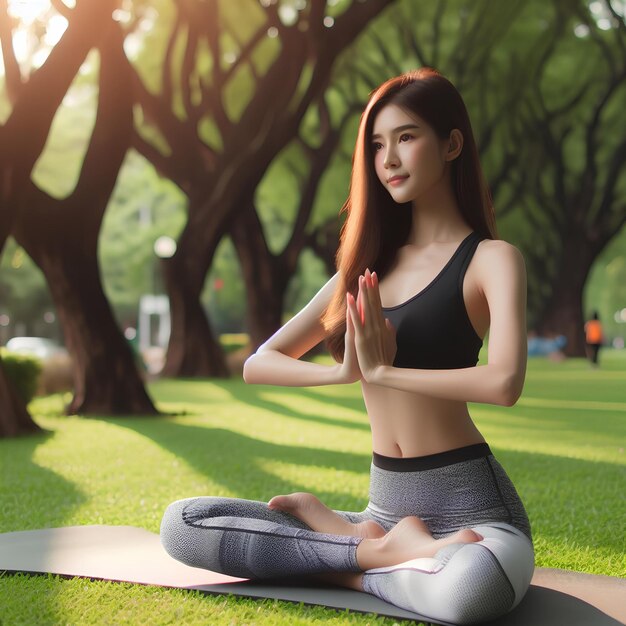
[161,68,534,624]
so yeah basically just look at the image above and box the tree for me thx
[127,0,397,376]
[504,0,626,355]
[231,94,359,350]
[0,0,117,436]
[9,16,158,415]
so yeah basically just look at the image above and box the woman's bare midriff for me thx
[361,382,486,457]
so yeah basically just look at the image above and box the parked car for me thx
[5,336,68,360]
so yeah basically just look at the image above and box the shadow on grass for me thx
[0,427,87,625]
[153,378,371,433]
[476,403,626,453]
[107,416,373,512]
[227,382,370,433]
[0,428,86,533]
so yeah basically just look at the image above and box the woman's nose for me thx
[384,148,399,168]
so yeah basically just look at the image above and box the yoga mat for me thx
[0,525,624,626]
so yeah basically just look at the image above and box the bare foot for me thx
[356,516,483,570]
[268,492,386,538]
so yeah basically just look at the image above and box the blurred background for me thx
[1,0,624,426]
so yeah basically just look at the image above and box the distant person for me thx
[584,311,604,367]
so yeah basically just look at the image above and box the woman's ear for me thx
[446,129,463,161]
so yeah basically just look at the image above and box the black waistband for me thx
[372,442,492,472]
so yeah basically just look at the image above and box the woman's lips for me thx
[388,176,408,186]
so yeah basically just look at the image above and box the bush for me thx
[38,353,74,395]
[0,349,42,404]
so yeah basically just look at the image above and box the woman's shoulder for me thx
[473,237,526,288]
[475,237,525,263]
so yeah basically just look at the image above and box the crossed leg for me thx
[268,492,483,583]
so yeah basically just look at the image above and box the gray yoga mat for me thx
[0,525,624,626]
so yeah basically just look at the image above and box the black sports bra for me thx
[381,231,484,370]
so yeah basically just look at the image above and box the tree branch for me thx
[70,20,132,234]
[162,7,183,114]
[181,21,199,122]
[0,0,23,103]
[582,66,626,205]
[130,129,189,193]
[594,136,626,232]
[205,0,224,99]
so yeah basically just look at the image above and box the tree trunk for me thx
[305,217,342,277]
[0,356,41,437]
[230,207,290,351]
[160,158,271,376]
[534,231,598,357]
[32,240,157,414]
[160,236,229,378]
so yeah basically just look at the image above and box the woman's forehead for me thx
[372,104,426,136]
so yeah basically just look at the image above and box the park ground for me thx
[0,350,625,625]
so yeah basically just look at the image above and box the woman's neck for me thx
[406,175,467,246]
[405,215,470,248]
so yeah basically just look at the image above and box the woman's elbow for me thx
[242,353,260,384]
[499,373,524,407]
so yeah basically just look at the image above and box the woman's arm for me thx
[367,241,528,406]
[243,272,345,387]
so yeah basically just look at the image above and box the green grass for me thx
[1,350,625,625]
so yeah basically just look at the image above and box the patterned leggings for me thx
[161,443,534,624]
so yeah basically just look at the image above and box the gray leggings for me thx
[161,443,534,624]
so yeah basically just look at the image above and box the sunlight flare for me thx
[5,0,68,69]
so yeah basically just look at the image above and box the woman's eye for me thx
[399,133,413,142]
[372,142,382,151]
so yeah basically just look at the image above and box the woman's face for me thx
[371,104,451,204]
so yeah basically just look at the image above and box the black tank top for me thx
[381,231,484,370]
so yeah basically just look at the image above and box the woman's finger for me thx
[357,279,365,325]
[365,269,385,327]
[346,297,355,333]
[347,292,361,330]
[371,271,384,310]
[360,275,371,325]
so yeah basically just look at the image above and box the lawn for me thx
[1,350,625,625]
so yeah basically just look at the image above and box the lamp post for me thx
[153,235,177,294]
[138,236,177,363]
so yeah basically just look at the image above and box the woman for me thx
[161,68,534,624]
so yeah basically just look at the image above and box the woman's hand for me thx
[347,268,397,383]
[336,290,363,384]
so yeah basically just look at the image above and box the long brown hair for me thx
[321,67,498,363]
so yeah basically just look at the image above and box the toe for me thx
[268,495,289,509]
